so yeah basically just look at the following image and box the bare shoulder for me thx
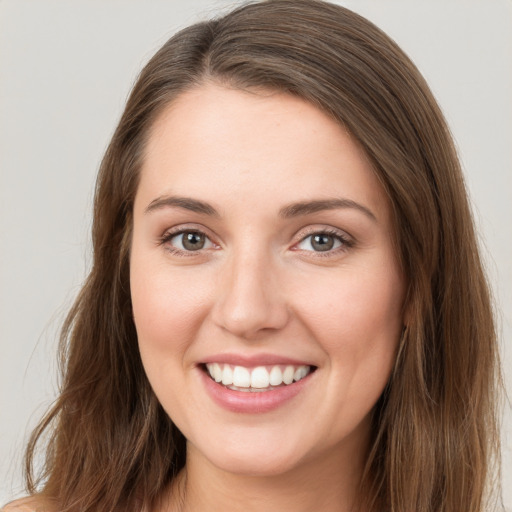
[1,496,58,512]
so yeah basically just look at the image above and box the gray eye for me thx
[183,232,205,250]
[297,233,342,252]
[171,231,212,251]
[311,234,335,251]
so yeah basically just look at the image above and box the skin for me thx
[130,83,405,512]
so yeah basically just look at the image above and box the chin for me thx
[187,429,308,477]
[207,450,303,478]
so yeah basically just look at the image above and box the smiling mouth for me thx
[204,363,315,392]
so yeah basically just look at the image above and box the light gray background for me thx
[1,0,511,507]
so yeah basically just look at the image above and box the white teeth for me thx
[294,366,308,381]
[221,365,233,385]
[206,363,312,390]
[283,365,295,385]
[232,366,251,387]
[213,363,222,382]
[251,366,270,388]
[269,366,283,386]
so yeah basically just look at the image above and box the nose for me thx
[211,249,290,340]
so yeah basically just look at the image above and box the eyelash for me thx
[158,227,216,257]
[293,228,354,257]
[158,226,354,257]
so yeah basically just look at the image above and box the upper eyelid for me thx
[161,223,215,239]
[293,224,353,242]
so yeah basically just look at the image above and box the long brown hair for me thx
[24,1,501,511]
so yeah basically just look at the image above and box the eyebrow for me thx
[145,195,219,216]
[144,195,376,222]
[279,198,377,222]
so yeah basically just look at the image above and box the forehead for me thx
[136,83,389,223]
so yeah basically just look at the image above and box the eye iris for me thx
[311,234,335,251]
[182,232,205,251]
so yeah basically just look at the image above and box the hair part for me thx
[25,1,501,511]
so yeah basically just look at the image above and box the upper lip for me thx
[200,352,316,367]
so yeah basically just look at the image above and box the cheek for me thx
[130,253,217,423]
[130,251,213,363]
[303,268,403,431]
[298,263,403,337]
[294,262,404,390]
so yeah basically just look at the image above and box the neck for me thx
[162,437,369,512]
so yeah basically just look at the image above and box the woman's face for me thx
[130,83,405,477]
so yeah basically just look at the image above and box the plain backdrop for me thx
[1,0,511,507]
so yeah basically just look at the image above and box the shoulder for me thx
[1,496,58,512]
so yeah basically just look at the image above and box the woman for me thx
[3,1,502,511]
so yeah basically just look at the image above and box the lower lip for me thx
[200,369,312,413]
